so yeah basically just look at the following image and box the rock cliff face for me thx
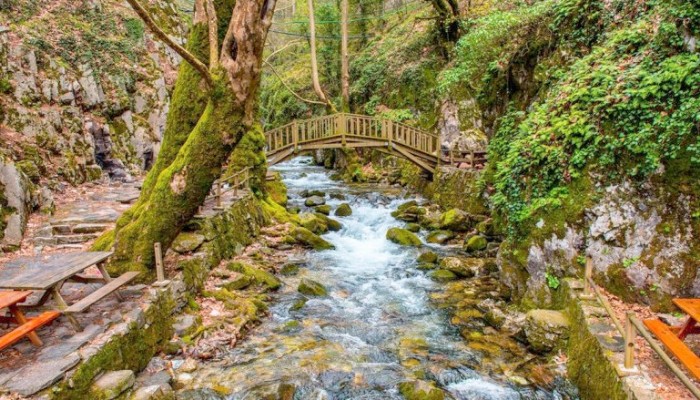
[0,0,189,250]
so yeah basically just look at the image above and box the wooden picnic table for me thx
[0,291,60,351]
[673,299,700,340]
[0,252,138,331]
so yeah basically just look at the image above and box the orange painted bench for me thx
[0,291,60,351]
[644,298,700,380]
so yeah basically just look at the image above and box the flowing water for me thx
[187,157,574,400]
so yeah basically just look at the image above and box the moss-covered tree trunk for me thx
[100,0,276,273]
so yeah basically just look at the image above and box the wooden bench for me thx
[0,291,60,351]
[65,271,139,313]
[644,319,700,379]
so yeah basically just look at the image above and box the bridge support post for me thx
[292,120,298,152]
[339,114,347,147]
[386,119,393,148]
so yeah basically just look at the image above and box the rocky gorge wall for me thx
[0,0,188,251]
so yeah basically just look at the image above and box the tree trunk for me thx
[426,0,462,42]
[103,0,277,274]
[307,0,334,111]
[340,0,349,111]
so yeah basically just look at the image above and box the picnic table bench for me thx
[0,291,60,351]
[644,298,700,380]
[0,251,139,331]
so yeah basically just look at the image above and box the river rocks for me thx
[299,213,328,234]
[405,223,420,232]
[298,278,328,296]
[300,189,325,198]
[417,251,438,264]
[280,263,301,276]
[290,298,308,311]
[171,232,206,254]
[91,370,135,400]
[426,230,454,244]
[304,195,326,207]
[398,380,446,400]
[438,208,472,231]
[429,269,458,282]
[314,213,342,231]
[465,235,487,253]
[438,257,481,278]
[288,227,335,250]
[386,227,422,246]
[524,309,571,353]
[227,262,281,290]
[223,275,254,291]
[391,200,426,222]
[335,202,352,216]
[315,204,331,215]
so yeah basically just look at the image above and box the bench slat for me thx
[64,271,140,313]
[644,319,700,379]
[0,311,60,351]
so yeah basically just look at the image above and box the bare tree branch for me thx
[205,0,219,69]
[264,60,328,106]
[126,0,213,87]
[264,39,303,63]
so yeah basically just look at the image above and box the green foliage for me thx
[0,76,11,94]
[545,272,560,290]
[124,18,145,42]
[622,257,639,268]
[488,2,700,236]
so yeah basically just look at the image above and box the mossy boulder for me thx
[223,275,255,291]
[314,213,342,231]
[405,223,421,232]
[171,232,206,254]
[304,195,325,207]
[90,370,135,399]
[392,206,427,222]
[386,227,422,247]
[438,208,472,231]
[300,189,325,198]
[417,251,438,264]
[476,219,497,237]
[439,257,483,278]
[465,235,488,253]
[315,204,331,215]
[524,309,571,354]
[335,203,353,217]
[417,263,438,271]
[280,263,301,276]
[398,380,446,400]
[299,213,328,234]
[428,270,458,282]
[265,173,288,206]
[426,230,454,244]
[298,278,328,296]
[227,262,281,291]
[288,227,335,250]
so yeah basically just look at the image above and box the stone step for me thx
[34,233,99,246]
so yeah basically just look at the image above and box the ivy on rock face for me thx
[488,0,700,236]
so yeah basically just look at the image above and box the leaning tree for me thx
[97,0,277,273]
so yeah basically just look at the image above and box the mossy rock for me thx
[314,213,342,231]
[335,203,353,217]
[439,257,483,278]
[398,380,446,400]
[465,235,488,253]
[299,213,328,234]
[405,223,421,233]
[265,174,288,206]
[280,263,301,276]
[298,278,328,296]
[392,206,427,222]
[426,230,455,244]
[289,227,335,250]
[476,219,497,237]
[301,189,325,198]
[223,275,254,291]
[315,205,331,215]
[417,251,438,264]
[290,298,308,311]
[386,227,422,247]
[15,160,41,183]
[172,232,206,254]
[438,208,472,231]
[417,263,437,271]
[304,195,326,207]
[226,262,281,291]
[428,270,458,282]
[524,309,571,354]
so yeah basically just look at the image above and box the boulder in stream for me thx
[438,208,472,231]
[428,269,458,282]
[386,227,422,247]
[315,204,331,215]
[298,278,328,296]
[465,235,488,253]
[288,227,335,250]
[417,251,438,264]
[335,202,353,217]
[314,213,342,231]
[304,195,326,207]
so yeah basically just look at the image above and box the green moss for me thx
[386,227,422,246]
[298,278,328,296]
[227,262,281,290]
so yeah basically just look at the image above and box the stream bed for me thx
[185,157,576,400]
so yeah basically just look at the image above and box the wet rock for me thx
[465,235,487,253]
[429,270,458,282]
[439,257,480,278]
[417,251,438,264]
[524,309,571,353]
[335,202,352,216]
[405,223,421,232]
[438,208,472,231]
[299,213,328,234]
[171,232,205,254]
[298,278,328,296]
[315,204,331,215]
[91,370,135,400]
[288,227,335,250]
[175,388,224,400]
[392,205,427,222]
[314,213,342,231]
[280,263,301,276]
[227,262,281,290]
[426,230,455,244]
[386,227,422,246]
[300,189,325,198]
[398,380,446,400]
[417,263,438,271]
[290,298,308,311]
[304,195,326,207]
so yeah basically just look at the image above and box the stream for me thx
[186,157,575,400]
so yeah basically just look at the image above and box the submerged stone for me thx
[398,380,446,400]
[335,202,353,216]
[298,278,328,296]
[290,298,308,311]
[386,227,422,246]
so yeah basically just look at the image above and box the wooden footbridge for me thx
[264,113,486,174]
